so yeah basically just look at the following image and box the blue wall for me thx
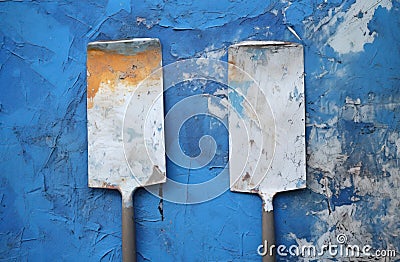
[1,0,399,261]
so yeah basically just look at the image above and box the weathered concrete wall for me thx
[1,0,399,261]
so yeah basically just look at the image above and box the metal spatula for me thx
[228,41,306,261]
[87,38,166,262]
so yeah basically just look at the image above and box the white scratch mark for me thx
[287,26,302,41]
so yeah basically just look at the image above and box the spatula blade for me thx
[87,38,166,205]
[228,41,306,210]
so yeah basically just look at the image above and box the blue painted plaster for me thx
[1,0,400,261]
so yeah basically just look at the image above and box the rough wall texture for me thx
[1,0,399,261]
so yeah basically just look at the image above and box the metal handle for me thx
[122,193,136,262]
[262,209,276,262]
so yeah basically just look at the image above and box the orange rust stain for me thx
[101,181,119,190]
[87,48,161,109]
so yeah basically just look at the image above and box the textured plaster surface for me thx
[1,0,399,261]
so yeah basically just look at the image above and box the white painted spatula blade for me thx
[87,38,166,206]
[228,41,306,210]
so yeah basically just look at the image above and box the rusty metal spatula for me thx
[228,41,306,261]
[87,38,166,262]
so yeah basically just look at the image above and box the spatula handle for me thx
[122,201,136,262]
[262,209,276,262]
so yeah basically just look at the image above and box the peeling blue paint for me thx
[1,0,400,261]
[227,89,245,118]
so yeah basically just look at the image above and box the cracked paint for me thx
[1,0,399,261]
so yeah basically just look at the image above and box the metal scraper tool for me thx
[87,38,166,262]
[228,41,306,261]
